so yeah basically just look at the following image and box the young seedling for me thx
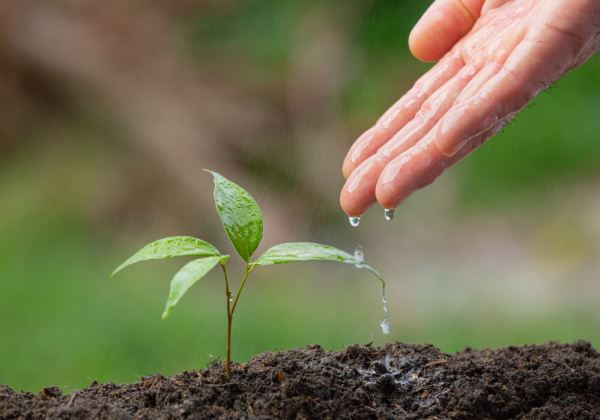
[113,170,385,378]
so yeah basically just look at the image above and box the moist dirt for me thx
[1,341,599,419]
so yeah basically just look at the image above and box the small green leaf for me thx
[251,242,384,281]
[162,255,229,319]
[112,236,220,276]
[206,170,263,262]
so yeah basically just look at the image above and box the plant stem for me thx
[221,263,232,379]
[230,264,252,316]
[221,264,253,379]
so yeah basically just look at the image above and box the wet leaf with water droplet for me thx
[251,242,384,282]
[162,255,229,319]
[206,170,263,262]
[112,236,221,276]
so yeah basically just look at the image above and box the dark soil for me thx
[2,341,600,419]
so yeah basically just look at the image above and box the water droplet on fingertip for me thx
[349,216,361,227]
[384,208,395,221]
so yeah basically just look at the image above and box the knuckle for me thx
[415,101,433,121]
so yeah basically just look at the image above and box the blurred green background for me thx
[1,0,599,392]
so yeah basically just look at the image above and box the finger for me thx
[379,63,478,159]
[375,121,506,209]
[340,64,478,216]
[342,52,464,178]
[409,0,485,62]
[343,23,525,215]
[374,22,580,208]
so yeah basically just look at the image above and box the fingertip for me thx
[340,160,381,217]
[374,162,406,210]
[374,190,400,212]
[409,0,480,63]
[339,188,371,217]
[375,139,447,209]
[408,24,446,63]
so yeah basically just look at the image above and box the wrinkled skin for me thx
[340,0,600,216]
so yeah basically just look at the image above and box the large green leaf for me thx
[206,170,263,262]
[162,255,229,319]
[112,236,220,276]
[251,242,384,281]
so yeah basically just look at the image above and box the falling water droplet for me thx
[380,286,391,335]
[380,318,390,335]
[384,208,395,221]
[353,245,364,269]
[351,244,390,335]
[349,216,361,227]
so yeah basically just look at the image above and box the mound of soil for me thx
[2,341,599,419]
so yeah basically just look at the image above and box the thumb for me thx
[409,0,485,62]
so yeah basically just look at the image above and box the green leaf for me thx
[251,242,384,281]
[112,236,220,276]
[162,255,229,319]
[206,170,263,262]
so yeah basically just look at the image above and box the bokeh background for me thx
[1,0,599,392]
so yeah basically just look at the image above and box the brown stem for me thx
[221,263,254,379]
[226,314,232,379]
[221,264,232,379]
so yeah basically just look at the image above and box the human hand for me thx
[340,0,600,217]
